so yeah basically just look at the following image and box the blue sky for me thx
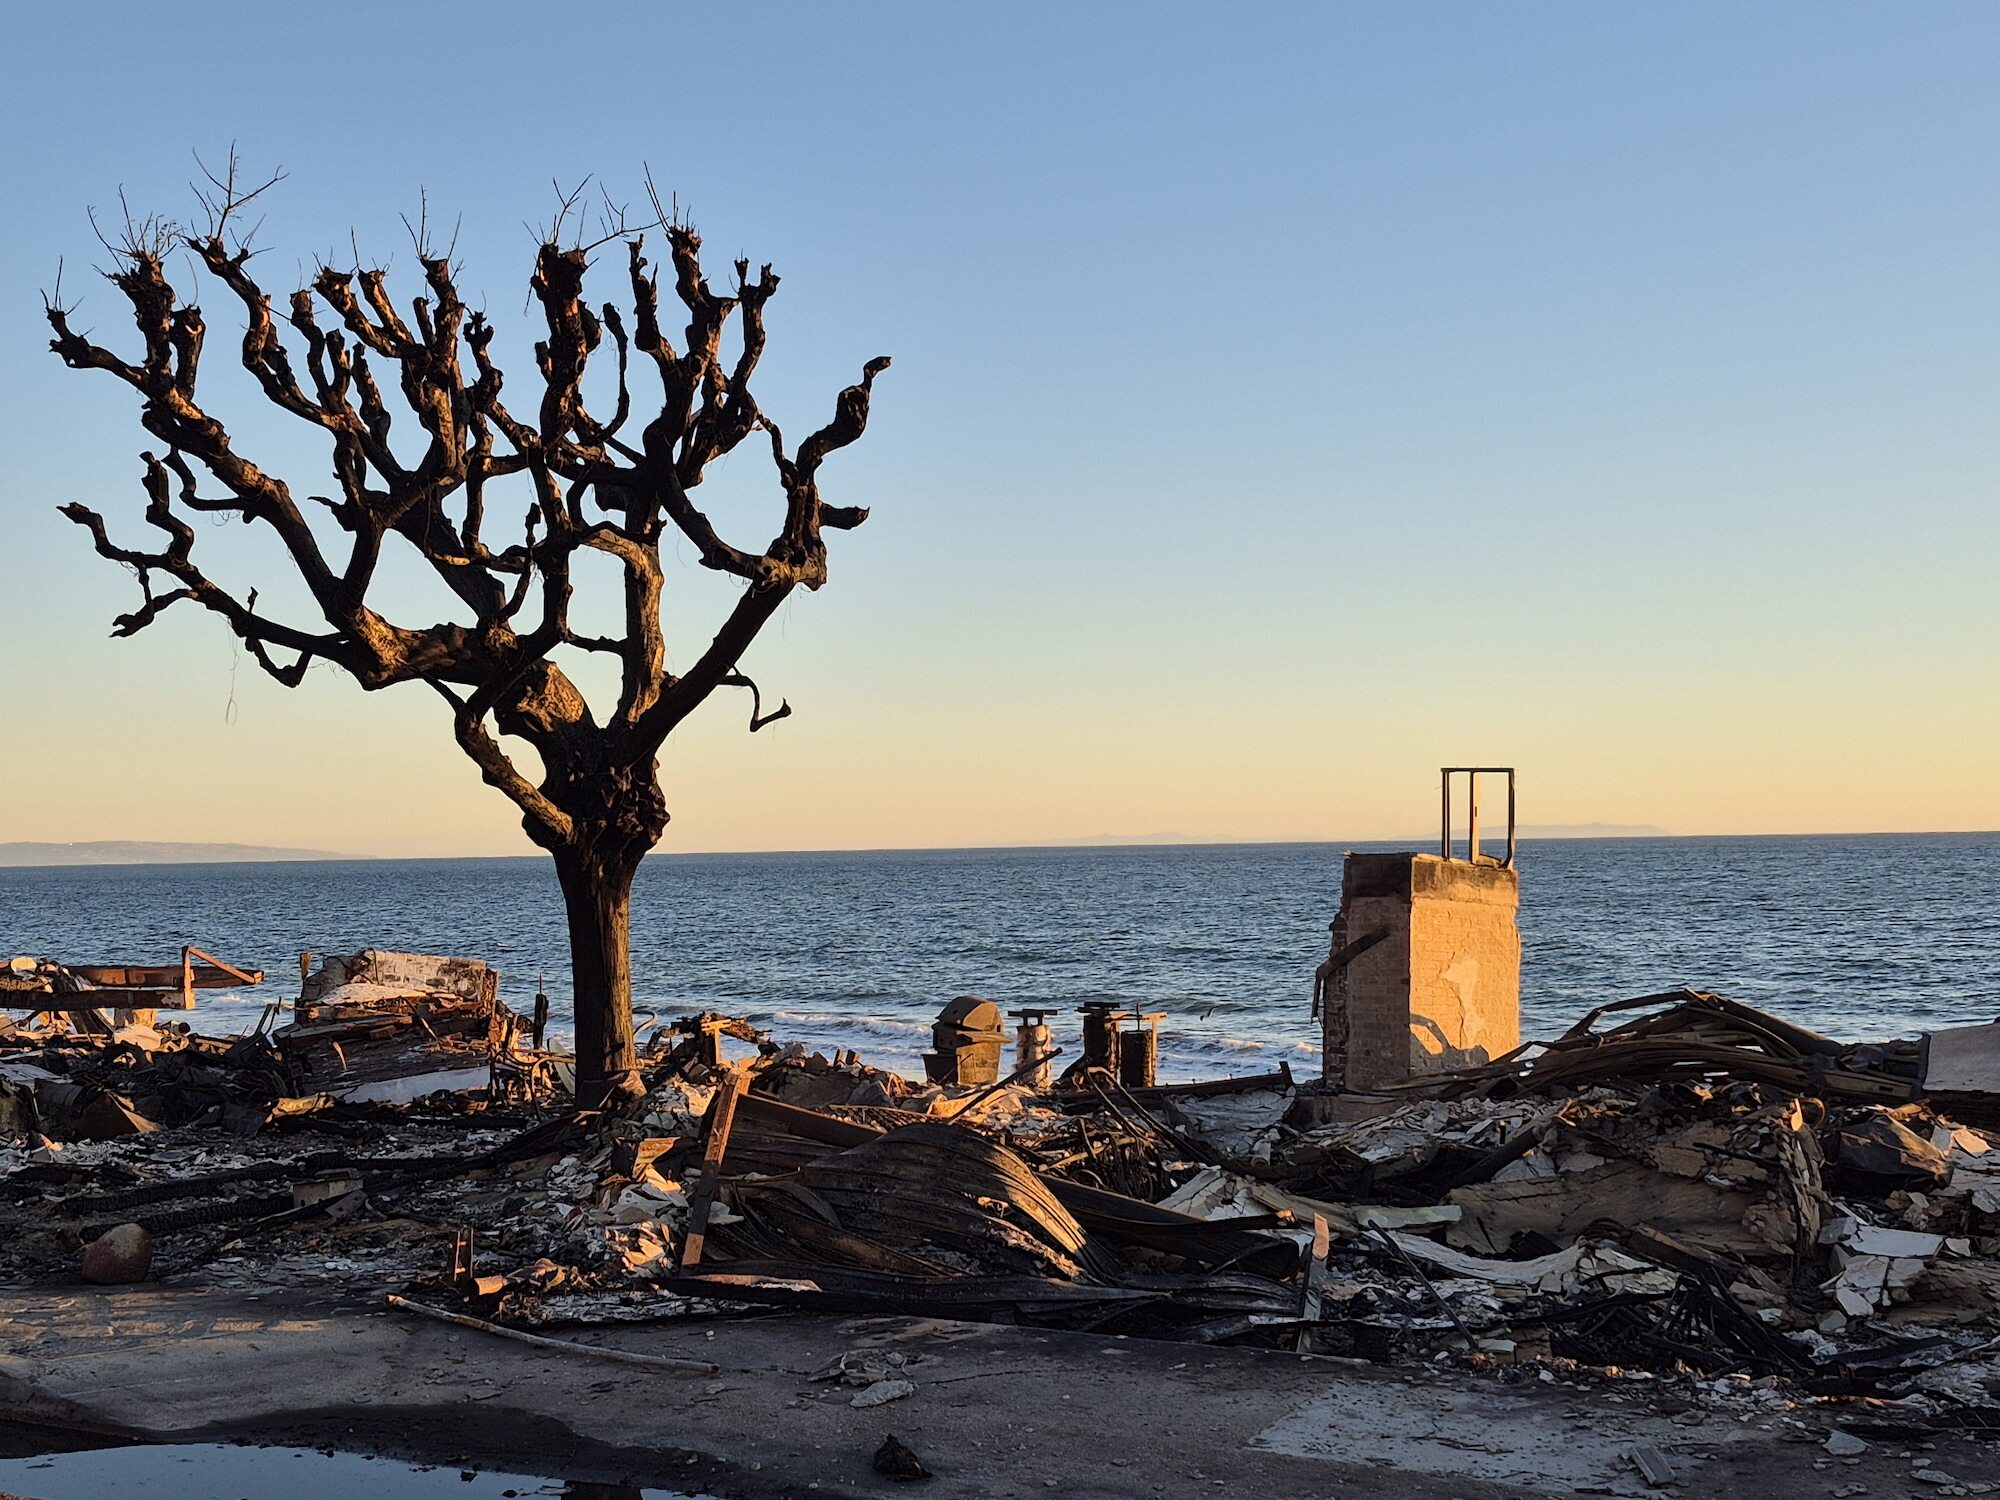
[1,2,1994,854]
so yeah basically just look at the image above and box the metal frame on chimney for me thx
[1440,767,1517,868]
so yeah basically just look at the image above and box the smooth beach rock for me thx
[80,1223,152,1284]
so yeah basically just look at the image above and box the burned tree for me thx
[47,166,890,1103]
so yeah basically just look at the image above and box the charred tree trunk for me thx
[554,843,643,1107]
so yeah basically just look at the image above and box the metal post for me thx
[1467,772,1481,865]
[1441,772,1453,860]
[1506,770,1518,868]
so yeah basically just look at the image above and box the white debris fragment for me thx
[1835,1224,1945,1259]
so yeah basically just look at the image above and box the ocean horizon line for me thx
[3,825,1998,870]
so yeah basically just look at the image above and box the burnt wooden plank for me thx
[679,1063,750,1270]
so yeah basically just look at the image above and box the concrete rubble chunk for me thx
[1627,1443,1675,1486]
[1835,1223,1946,1259]
[1824,1430,1869,1457]
[1921,1020,2000,1096]
[851,1378,917,1408]
[1935,1124,1992,1157]
[80,1222,153,1284]
[872,1433,930,1481]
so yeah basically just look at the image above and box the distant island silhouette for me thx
[1035,824,1670,847]
[0,841,366,867]
[1513,823,1670,839]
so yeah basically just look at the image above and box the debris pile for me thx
[0,947,559,1144]
[15,973,2000,1440]
[570,989,2000,1436]
[1,1016,292,1139]
[276,949,521,1105]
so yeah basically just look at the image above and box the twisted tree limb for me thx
[48,160,891,1100]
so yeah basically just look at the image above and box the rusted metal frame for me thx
[790,1188,1082,1274]
[798,1162,1069,1235]
[819,1125,1090,1221]
[1095,1075,1222,1170]
[1412,1033,1915,1104]
[1567,990,1835,1056]
[679,1060,750,1269]
[732,1187,959,1277]
[1439,766,1517,867]
[1087,1077,1184,1158]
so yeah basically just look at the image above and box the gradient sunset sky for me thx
[1,2,1994,856]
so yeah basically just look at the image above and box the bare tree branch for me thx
[720,670,792,732]
[48,166,890,1100]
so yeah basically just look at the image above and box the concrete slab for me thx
[0,1283,1992,1499]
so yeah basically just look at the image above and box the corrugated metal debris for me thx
[13,979,2000,1440]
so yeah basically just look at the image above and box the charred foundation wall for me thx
[1323,853,1520,1091]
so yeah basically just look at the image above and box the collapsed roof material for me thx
[13,981,2000,1436]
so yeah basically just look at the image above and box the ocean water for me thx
[1,834,1995,1081]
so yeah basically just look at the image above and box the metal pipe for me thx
[386,1295,719,1374]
